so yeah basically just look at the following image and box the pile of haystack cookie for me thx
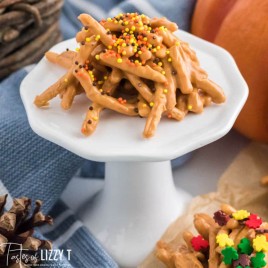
[34,13,225,138]
[157,204,268,268]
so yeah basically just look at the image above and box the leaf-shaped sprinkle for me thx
[222,247,239,265]
[191,235,209,251]
[246,214,263,229]
[251,252,267,268]
[238,238,253,255]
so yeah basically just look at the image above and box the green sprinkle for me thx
[251,252,266,268]
[238,238,253,255]
[221,247,239,265]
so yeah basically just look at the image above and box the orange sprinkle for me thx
[265,234,268,241]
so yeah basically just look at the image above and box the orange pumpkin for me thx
[191,0,268,143]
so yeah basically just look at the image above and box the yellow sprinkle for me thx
[148,44,152,48]
[138,21,143,26]
[138,51,142,55]
[98,81,104,85]
[216,234,234,248]
[232,210,250,221]
[93,116,98,121]
[86,37,91,42]
[114,20,118,24]
[122,43,127,47]
[158,62,163,67]
[168,57,172,62]
[166,50,170,54]
[95,55,100,60]
[64,78,68,83]
[124,21,129,25]
[99,89,103,92]
[104,76,108,80]
[134,60,140,64]
[113,43,118,47]
[156,45,161,50]
[188,105,193,110]
[142,104,147,108]
[161,71,166,75]
[122,51,127,56]
[117,58,123,63]
[125,28,129,32]
[139,27,144,31]
[152,48,157,53]
[253,235,268,252]
[149,102,154,107]
[130,31,133,34]
[106,28,110,32]
[88,71,93,74]
[133,48,137,53]
[95,35,101,41]
[143,37,148,41]
[75,47,80,52]
[141,14,145,18]
[131,26,136,31]
[107,18,112,22]
[175,41,180,46]
[148,27,152,31]
[163,89,168,94]
[108,45,112,49]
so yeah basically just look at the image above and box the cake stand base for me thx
[78,161,191,267]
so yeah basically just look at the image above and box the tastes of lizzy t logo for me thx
[0,243,71,267]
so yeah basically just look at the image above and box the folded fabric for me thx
[0,69,85,213]
[0,0,196,267]
[0,69,118,268]
[41,201,118,268]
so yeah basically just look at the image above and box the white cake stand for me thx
[20,30,248,267]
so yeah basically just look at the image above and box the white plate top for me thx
[20,31,248,162]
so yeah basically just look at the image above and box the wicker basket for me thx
[0,0,64,79]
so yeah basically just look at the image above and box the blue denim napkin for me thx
[0,0,196,267]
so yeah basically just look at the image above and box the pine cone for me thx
[0,194,53,267]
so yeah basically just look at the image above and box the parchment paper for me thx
[140,142,268,268]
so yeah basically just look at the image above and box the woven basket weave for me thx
[0,0,64,79]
